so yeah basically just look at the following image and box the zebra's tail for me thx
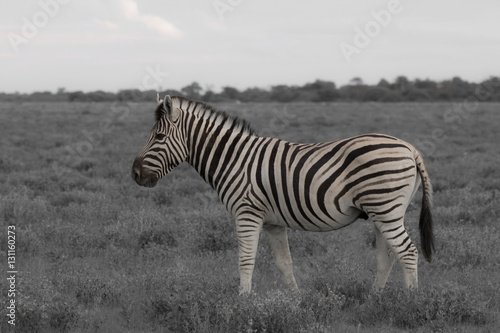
[414,149,435,262]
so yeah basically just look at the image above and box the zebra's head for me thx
[132,95,188,187]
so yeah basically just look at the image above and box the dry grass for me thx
[0,101,499,332]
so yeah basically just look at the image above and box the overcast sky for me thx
[1,0,499,93]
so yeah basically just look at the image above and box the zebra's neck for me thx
[173,97,257,189]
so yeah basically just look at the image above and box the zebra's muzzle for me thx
[143,173,159,188]
[132,159,159,188]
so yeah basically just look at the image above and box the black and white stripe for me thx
[132,95,434,294]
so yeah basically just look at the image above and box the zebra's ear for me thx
[163,95,172,112]
[163,95,179,121]
[155,95,171,121]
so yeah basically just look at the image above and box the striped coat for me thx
[132,95,434,294]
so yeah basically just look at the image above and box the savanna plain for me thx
[0,100,499,332]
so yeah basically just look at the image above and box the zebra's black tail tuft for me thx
[419,187,434,262]
[415,150,435,262]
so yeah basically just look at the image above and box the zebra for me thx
[132,95,434,294]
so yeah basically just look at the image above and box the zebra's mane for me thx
[173,96,255,136]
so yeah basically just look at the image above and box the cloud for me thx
[119,0,183,39]
[94,19,119,31]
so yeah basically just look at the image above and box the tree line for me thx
[1,76,499,103]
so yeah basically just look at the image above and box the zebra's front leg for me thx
[263,224,299,291]
[236,216,263,295]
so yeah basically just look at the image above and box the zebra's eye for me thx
[156,133,167,141]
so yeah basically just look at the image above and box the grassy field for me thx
[1,100,499,332]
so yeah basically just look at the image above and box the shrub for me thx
[15,273,79,333]
[439,226,499,269]
[138,228,178,251]
[362,87,402,102]
[0,188,50,225]
[354,285,492,329]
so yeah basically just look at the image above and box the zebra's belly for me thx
[264,207,361,232]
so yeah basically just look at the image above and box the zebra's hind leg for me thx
[372,225,396,292]
[372,217,419,289]
[263,224,299,291]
